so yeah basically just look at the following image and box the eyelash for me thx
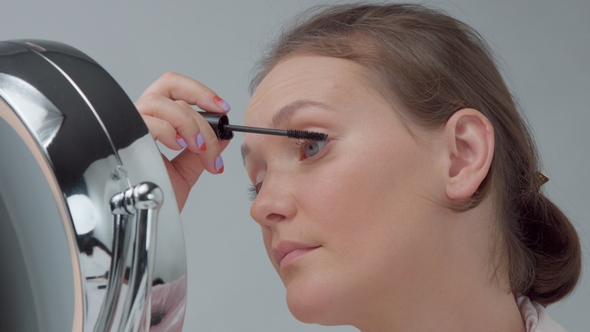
[293,138,328,160]
[292,139,310,158]
[247,137,328,201]
[248,182,262,201]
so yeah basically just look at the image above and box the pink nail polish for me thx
[214,95,231,112]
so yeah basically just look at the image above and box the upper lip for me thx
[273,241,321,267]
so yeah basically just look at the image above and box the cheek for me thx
[300,135,419,218]
[298,134,439,265]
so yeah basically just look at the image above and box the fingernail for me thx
[196,133,206,151]
[214,95,231,112]
[176,134,187,149]
[215,155,224,174]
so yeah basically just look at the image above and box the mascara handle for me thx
[198,111,234,140]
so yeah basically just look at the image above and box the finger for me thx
[142,96,226,175]
[136,93,205,153]
[137,93,226,175]
[141,115,186,150]
[187,103,230,173]
[141,71,231,113]
[170,139,231,188]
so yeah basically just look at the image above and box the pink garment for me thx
[518,296,567,332]
[149,275,187,332]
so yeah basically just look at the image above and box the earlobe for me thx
[443,108,494,201]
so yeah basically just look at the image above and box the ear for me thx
[442,108,494,201]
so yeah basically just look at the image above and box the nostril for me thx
[266,213,286,222]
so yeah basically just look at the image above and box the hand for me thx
[135,72,231,211]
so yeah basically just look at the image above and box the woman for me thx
[136,4,581,331]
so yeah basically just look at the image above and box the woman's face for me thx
[242,55,451,325]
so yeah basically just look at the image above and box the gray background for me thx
[1,0,588,331]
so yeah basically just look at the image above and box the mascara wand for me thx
[199,112,327,141]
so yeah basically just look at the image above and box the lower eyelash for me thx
[291,139,308,153]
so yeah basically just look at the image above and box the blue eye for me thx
[247,136,328,201]
[301,139,326,158]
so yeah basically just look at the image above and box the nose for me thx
[249,172,297,228]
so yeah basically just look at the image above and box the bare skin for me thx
[242,55,525,331]
[140,56,526,331]
[135,72,230,210]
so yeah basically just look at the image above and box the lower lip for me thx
[279,246,321,270]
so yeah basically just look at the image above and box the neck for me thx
[353,201,526,332]
[355,287,525,332]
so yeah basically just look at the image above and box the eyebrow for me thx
[240,144,250,166]
[270,99,328,129]
[241,99,330,163]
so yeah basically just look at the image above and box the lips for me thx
[273,241,321,269]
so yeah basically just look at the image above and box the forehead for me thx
[244,55,369,126]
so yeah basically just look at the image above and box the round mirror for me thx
[0,40,186,332]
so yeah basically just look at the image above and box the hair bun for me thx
[518,193,581,306]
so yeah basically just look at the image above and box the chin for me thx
[287,295,324,324]
[284,275,348,326]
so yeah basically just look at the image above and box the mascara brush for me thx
[199,112,328,141]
